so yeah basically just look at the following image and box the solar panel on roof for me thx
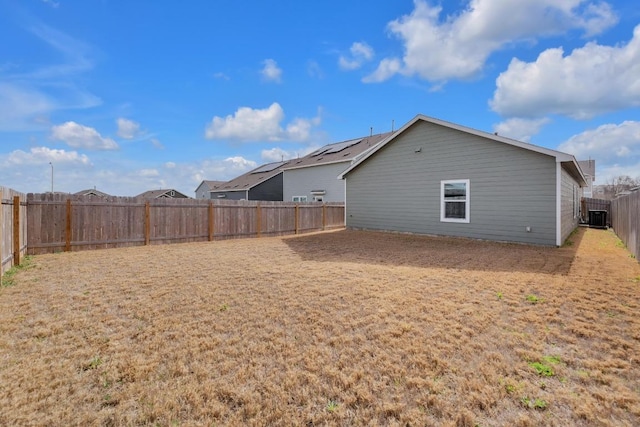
[323,138,362,154]
[310,147,330,157]
[251,161,287,174]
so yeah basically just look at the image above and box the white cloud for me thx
[339,42,374,70]
[491,25,640,119]
[493,118,551,142]
[51,121,119,150]
[261,145,320,162]
[0,148,258,196]
[307,60,324,79]
[0,147,92,193]
[558,121,640,164]
[260,59,282,83]
[261,147,295,162]
[138,169,160,177]
[205,103,321,142]
[362,58,402,83]
[116,118,141,139]
[3,146,91,166]
[366,0,618,83]
[150,138,164,149]
[0,83,55,131]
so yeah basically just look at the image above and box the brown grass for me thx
[1,227,639,426]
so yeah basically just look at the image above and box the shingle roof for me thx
[201,180,226,190]
[136,189,190,198]
[577,160,596,180]
[283,132,393,171]
[210,160,292,193]
[74,189,111,197]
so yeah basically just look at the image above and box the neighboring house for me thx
[136,189,190,199]
[339,115,586,246]
[209,160,291,201]
[577,159,596,198]
[195,180,226,199]
[74,188,111,197]
[283,132,392,203]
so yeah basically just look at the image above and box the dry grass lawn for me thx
[1,227,639,426]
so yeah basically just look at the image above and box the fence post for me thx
[295,204,299,234]
[65,198,72,252]
[208,202,214,241]
[144,201,150,245]
[13,196,20,266]
[256,203,262,238]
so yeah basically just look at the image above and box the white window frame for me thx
[313,196,323,202]
[440,179,470,223]
[292,196,307,202]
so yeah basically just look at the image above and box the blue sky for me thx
[1,0,639,196]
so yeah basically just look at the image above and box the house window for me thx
[441,179,470,223]
[313,196,323,202]
[292,196,307,202]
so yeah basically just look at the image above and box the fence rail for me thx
[581,197,611,225]
[1,187,27,276]
[611,191,640,260]
[26,193,344,255]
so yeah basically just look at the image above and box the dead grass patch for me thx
[1,227,639,426]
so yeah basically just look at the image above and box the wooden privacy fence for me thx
[581,197,611,224]
[26,193,345,255]
[611,191,640,261]
[1,187,28,276]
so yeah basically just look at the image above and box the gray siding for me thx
[345,120,558,245]
[248,173,283,201]
[283,162,349,202]
[213,190,247,200]
[560,166,580,243]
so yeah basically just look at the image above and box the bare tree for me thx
[604,175,640,198]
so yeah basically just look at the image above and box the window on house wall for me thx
[441,179,470,223]
[292,196,307,202]
[313,196,323,202]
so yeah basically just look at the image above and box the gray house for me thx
[339,115,587,246]
[283,133,391,202]
[577,159,596,198]
[195,180,226,199]
[136,189,190,199]
[209,160,290,201]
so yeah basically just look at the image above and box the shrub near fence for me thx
[1,187,27,276]
[611,191,640,260]
[26,193,345,255]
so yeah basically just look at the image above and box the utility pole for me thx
[49,162,53,193]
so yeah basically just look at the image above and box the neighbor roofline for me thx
[339,114,581,180]
[209,170,284,192]
[282,159,350,171]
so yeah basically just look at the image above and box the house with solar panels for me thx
[208,160,291,201]
[282,132,392,203]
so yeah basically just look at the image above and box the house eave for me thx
[339,114,585,180]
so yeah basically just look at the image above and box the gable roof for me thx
[136,189,190,199]
[577,159,596,181]
[196,180,226,193]
[339,114,587,186]
[282,132,393,171]
[74,188,111,197]
[210,160,291,193]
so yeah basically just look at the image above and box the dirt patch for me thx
[1,227,639,426]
